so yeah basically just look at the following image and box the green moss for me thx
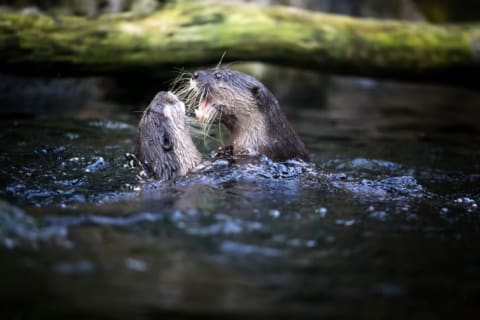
[0,0,478,79]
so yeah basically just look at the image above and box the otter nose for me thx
[149,92,170,114]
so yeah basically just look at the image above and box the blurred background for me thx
[0,0,479,124]
[1,0,480,21]
[1,2,480,319]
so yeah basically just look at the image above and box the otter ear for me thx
[251,85,261,98]
[251,85,268,111]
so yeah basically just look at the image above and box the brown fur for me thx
[135,91,202,180]
[176,68,310,162]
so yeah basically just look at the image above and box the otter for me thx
[135,91,202,180]
[177,68,310,162]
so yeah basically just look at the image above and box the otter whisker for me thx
[173,82,193,100]
[224,61,241,69]
[200,105,222,145]
[216,51,227,69]
[190,125,222,143]
[217,107,225,146]
[189,120,222,143]
[169,69,192,91]
[186,116,201,127]
[176,82,206,115]
[202,107,218,141]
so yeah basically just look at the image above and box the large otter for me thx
[177,68,310,162]
[135,91,202,180]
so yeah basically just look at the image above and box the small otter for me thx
[177,68,310,162]
[135,91,202,180]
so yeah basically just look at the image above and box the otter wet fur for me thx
[135,91,202,181]
[176,68,310,162]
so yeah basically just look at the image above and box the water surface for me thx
[0,75,479,319]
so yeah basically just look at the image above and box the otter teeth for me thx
[196,98,211,120]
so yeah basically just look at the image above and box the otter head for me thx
[135,91,202,181]
[177,68,310,162]
[189,69,269,131]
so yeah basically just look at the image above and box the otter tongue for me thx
[196,98,210,120]
[199,98,209,110]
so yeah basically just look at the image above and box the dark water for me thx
[0,75,480,319]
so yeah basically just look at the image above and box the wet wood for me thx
[0,1,479,81]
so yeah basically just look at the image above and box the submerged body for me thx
[135,91,201,180]
[178,68,310,162]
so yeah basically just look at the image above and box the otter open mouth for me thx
[195,97,213,121]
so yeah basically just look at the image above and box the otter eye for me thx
[214,72,222,80]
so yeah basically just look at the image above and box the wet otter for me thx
[135,91,202,180]
[177,68,310,162]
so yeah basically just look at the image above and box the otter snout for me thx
[192,70,216,87]
[147,91,186,117]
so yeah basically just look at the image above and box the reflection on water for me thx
[0,74,479,319]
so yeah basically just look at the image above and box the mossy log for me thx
[0,0,479,81]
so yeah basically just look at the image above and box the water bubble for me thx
[370,211,387,220]
[85,157,107,173]
[335,219,356,226]
[65,133,80,140]
[212,159,229,168]
[125,258,148,272]
[220,241,282,257]
[54,260,95,274]
[269,209,281,218]
[88,120,134,130]
[315,207,328,217]
[454,197,478,212]
[305,240,317,248]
